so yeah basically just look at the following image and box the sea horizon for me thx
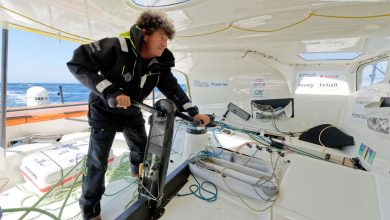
[4,83,89,107]
[3,82,186,107]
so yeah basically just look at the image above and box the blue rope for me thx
[176,173,218,202]
[177,129,229,202]
[177,123,272,203]
[189,147,224,163]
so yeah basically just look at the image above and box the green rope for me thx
[4,152,142,219]
[3,207,59,220]
[58,172,83,219]
[18,158,85,219]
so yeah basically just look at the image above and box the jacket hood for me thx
[129,25,174,63]
[129,25,144,57]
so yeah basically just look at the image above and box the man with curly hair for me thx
[67,10,209,220]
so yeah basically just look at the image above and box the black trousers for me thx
[79,113,147,220]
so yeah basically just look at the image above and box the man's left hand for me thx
[194,114,210,126]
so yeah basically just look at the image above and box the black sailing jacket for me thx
[67,25,198,130]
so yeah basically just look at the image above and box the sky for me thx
[1,28,188,85]
[3,28,80,83]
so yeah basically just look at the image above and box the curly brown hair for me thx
[136,10,175,40]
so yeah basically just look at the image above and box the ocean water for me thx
[4,83,90,107]
[3,83,187,107]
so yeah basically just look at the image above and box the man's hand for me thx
[194,114,210,126]
[116,94,131,109]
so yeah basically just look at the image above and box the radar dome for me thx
[26,86,49,106]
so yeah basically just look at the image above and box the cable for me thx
[216,120,337,163]
[58,171,82,219]
[177,23,233,38]
[318,125,334,152]
[218,121,273,144]
[251,102,302,135]
[312,12,390,19]
[220,168,279,213]
[18,157,86,219]
[180,121,285,209]
[0,5,94,42]
[40,151,65,188]
[2,158,85,219]
[138,153,161,202]
[2,207,59,220]
[124,189,139,209]
[185,128,272,203]
[244,149,259,166]
[178,13,313,37]
[139,182,159,201]
[233,12,313,33]
[7,153,140,219]
[176,173,218,202]
[105,154,132,182]
[104,153,140,200]
[1,3,390,44]
[252,102,282,122]
[255,154,280,187]
[177,130,226,202]
[220,152,281,212]
[177,11,390,38]
[185,129,225,163]
[4,150,145,219]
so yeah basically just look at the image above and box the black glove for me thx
[186,106,199,117]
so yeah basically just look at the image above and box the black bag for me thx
[299,124,354,149]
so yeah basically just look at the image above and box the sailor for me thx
[67,10,210,220]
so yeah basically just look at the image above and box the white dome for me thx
[26,86,49,106]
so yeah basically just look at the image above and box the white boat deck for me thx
[162,178,267,220]
[0,127,388,220]
[0,129,275,220]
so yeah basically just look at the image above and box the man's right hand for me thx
[115,94,131,109]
